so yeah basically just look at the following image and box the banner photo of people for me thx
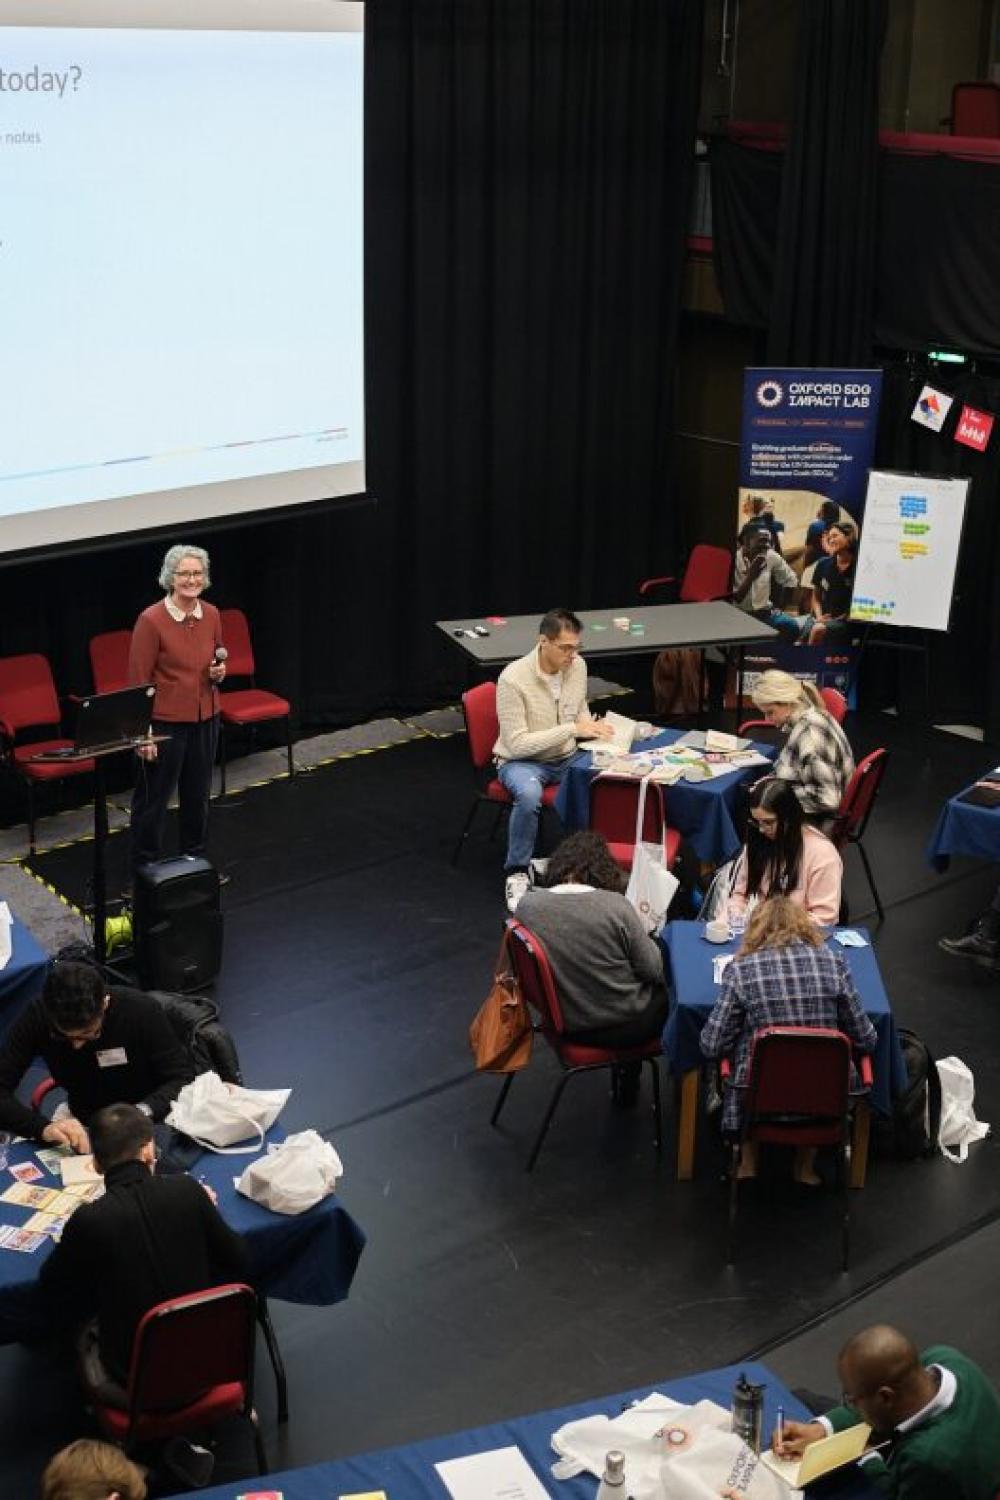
[735,368,883,704]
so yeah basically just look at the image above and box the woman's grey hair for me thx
[158,543,211,593]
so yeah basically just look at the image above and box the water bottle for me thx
[731,1371,765,1453]
[595,1450,626,1500]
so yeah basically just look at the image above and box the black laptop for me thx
[33,684,157,760]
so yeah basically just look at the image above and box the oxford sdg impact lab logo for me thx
[756,379,784,409]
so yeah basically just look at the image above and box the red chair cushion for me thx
[606,827,681,872]
[219,689,290,725]
[551,1034,662,1068]
[95,1381,246,1442]
[13,742,95,780]
[484,778,514,805]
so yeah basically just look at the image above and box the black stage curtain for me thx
[767,0,885,366]
[0,0,704,729]
[708,136,779,331]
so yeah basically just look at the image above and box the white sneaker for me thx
[505,871,530,913]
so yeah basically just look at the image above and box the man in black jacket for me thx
[0,961,194,1153]
[40,1102,251,1389]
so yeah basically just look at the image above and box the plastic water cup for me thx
[728,906,748,940]
[0,1132,10,1173]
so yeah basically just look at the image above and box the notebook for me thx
[759,1422,872,1487]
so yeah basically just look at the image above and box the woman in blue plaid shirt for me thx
[700,897,876,1184]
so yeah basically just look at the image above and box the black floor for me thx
[6,706,1000,1491]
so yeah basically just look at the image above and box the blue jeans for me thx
[497,757,570,871]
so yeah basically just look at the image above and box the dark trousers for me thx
[130,717,218,872]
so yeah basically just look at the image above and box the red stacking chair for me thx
[0,653,95,854]
[829,747,889,921]
[721,1027,873,1270]
[738,684,847,740]
[217,608,293,795]
[588,777,681,874]
[638,544,731,602]
[490,919,662,1171]
[452,681,560,865]
[949,81,1000,138]
[89,630,133,694]
[83,1282,268,1471]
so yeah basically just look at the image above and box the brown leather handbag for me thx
[469,933,533,1073]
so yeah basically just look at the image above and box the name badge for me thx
[96,1047,128,1068]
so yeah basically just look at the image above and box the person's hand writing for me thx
[772,1419,825,1460]
[42,1118,91,1154]
[575,716,615,741]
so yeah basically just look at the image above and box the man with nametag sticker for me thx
[0,961,193,1154]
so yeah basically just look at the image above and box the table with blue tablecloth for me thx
[927,773,1000,872]
[177,1359,877,1500]
[0,912,49,1039]
[660,921,908,1183]
[555,729,774,866]
[0,1129,366,1355]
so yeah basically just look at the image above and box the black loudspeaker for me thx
[133,856,223,992]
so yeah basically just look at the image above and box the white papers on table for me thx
[0,902,11,971]
[601,710,639,754]
[60,1154,102,1187]
[435,1445,552,1500]
[833,929,868,948]
[713,954,735,984]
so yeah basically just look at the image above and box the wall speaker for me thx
[133,856,223,992]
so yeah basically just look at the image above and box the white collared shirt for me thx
[164,596,203,623]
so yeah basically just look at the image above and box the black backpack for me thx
[873,1027,941,1160]
[148,990,243,1086]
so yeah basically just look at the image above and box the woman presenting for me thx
[128,544,225,872]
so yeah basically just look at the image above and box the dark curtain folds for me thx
[708,136,780,330]
[767,0,886,366]
[0,1,705,728]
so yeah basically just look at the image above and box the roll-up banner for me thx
[735,368,883,705]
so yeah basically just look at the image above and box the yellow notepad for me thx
[760,1422,872,1487]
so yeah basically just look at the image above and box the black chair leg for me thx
[491,1072,515,1126]
[27,782,36,856]
[646,1057,663,1154]
[257,1297,288,1424]
[251,1411,269,1473]
[285,716,294,780]
[526,1070,573,1172]
[856,839,883,921]
[452,797,482,865]
[726,1142,740,1265]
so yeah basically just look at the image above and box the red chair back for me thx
[462,682,501,773]
[506,920,567,1034]
[219,609,256,678]
[819,686,847,724]
[589,777,665,847]
[89,630,133,695]
[744,1027,851,1146]
[128,1283,256,1415]
[831,747,888,847]
[0,654,61,733]
[951,81,1000,137]
[680,544,731,603]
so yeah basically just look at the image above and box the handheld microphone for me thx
[214,646,229,664]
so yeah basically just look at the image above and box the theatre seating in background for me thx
[829,747,890,921]
[452,680,560,866]
[489,918,663,1172]
[721,1026,872,1270]
[83,1282,269,1472]
[89,630,133,695]
[0,653,95,855]
[217,608,294,796]
[638,543,732,603]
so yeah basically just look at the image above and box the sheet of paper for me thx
[1,1182,60,1210]
[833,929,868,948]
[60,1154,101,1186]
[712,954,735,984]
[36,1146,73,1175]
[602,710,639,754]
[435,1445,552,1500]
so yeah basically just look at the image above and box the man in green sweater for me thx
[774,1325,1000,1499]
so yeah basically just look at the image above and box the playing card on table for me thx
[1,1183,59,1210]
[37,1146,73,1174]
[0,1226,47,1253]
[9,1161,44,1183]
[23,1210,70,1240]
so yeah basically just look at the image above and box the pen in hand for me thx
[775,1407,784,1455]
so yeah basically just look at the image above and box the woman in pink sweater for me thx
[728,777,842,926]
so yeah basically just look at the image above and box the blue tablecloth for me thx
[927,779,1000,872]
[660,921,908,1116]
[0,914,49,1039]
[555,730,774,865]
[178,1360,876,1499]
[0,1129,366,1344]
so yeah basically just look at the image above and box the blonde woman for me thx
[751,669,854,827]
[699,897,876,1183]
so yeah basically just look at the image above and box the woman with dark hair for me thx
[700,896,876,1182]
[514,831,667,1048]
[729,778,842,926]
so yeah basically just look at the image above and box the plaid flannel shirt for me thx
[773,706,855,815]
[699,940,877,1131]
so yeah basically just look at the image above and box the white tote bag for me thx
[237,1129,343,1215]
[625,775,679,935]
[937,1055,990,1163]
[166,1070,290,1154]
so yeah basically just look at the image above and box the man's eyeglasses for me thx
[174,570,205,581]
[51,1014,105,1045]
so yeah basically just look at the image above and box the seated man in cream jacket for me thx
[493,607,613,911]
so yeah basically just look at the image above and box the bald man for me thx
[774,1325,1000,1499]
